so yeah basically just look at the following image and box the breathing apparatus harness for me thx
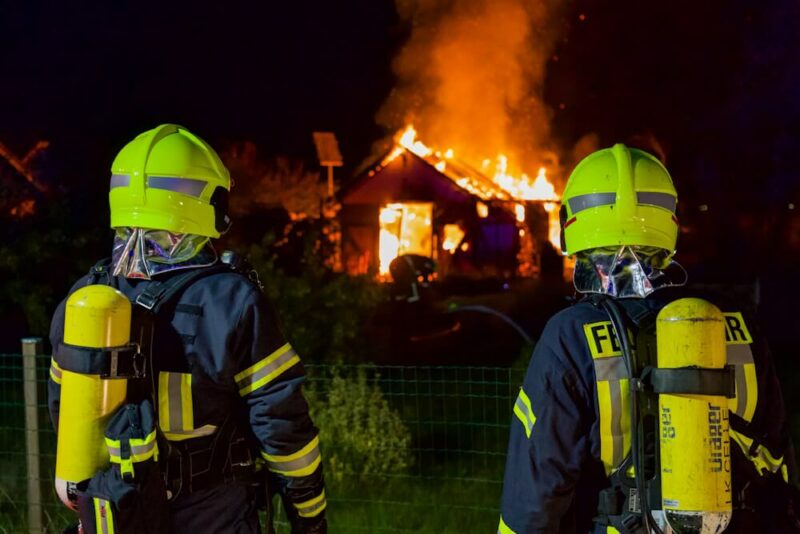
[56,253,262,499]
[588,294,737,534]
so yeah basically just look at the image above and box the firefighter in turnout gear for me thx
[48,124,326,533]
[498,144,798,533]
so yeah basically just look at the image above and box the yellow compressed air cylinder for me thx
[657,298,731,533]
[55,285,129,509]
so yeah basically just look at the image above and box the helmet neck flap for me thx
[111,227,217,280]
[573,245,687,298]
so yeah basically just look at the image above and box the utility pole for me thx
[312,132,343,198]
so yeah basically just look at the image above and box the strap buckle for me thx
[102,345,146,379]
[136,292,158,311]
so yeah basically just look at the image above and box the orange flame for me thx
[398,125,433,158]
[378,202,434,275]
[385,125,562,250]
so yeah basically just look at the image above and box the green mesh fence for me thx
[0,353,525,533]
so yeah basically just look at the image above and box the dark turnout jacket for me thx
[48,263,326,532]
[499,290,796,534]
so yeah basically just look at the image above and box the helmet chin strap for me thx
[573,246,687,298]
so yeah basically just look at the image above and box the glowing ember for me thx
[9,199,36,218]
[514,203,526,223]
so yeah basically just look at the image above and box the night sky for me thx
[2,0,800,258]
[2,1,800,359]
[3,2,799,183]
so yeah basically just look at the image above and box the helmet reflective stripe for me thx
[637,192,676,213]
[568,192,616,214]
[110,174,130,189]
[568,192,676,216]
[147,176,207,198]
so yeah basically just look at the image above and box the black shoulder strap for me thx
[134,263,233,313]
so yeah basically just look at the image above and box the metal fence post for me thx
[22,337,43,534]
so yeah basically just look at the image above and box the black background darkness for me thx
[1,0,800,358]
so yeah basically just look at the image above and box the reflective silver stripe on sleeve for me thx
[637,192,677,212]
[268,444,320,474]
[262,435,322,477]
[96,498,110,534]
[513,396,535,436]
[568,192,616,214]
[110,174,130,189]
[295,490,327,518]
[236,346,299,395]
[147,176,207,197]
[298,498,326,517]
[594,357,627,381]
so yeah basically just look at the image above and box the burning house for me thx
[340,127,562,279]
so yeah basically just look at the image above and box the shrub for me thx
[307,368,413,481]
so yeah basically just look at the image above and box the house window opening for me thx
[379,203,433,275]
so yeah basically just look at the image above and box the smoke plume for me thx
[379,0,566,175]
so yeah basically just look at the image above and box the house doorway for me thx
[378,202,433,275]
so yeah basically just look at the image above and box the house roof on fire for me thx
[342,146,511,206]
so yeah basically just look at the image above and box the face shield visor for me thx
[573,245,687,298]
[111,228,217,280]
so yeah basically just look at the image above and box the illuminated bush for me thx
[307,369,413,480]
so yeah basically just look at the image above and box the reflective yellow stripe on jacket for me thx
[584,321,632,475]
[105,430,158,461]
[49,358,62,385]
[724,312,758,423]
[235,343,300,396]
[104,429,158,478]
[513,388,536,438]
[158,372,216,441]
[262,435,321,477]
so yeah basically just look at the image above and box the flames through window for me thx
[379,203,433,275]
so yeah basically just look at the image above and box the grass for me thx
[0,355,521,533]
